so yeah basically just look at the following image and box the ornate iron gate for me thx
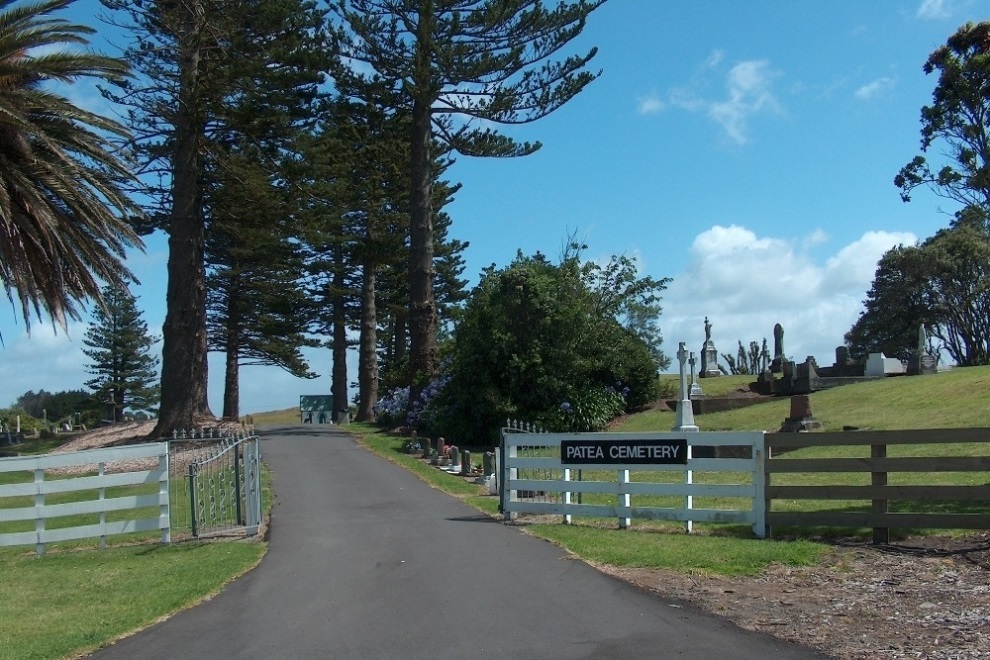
[181,433,262,538]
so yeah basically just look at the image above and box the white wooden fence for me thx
[0,443,170,555]
[500,430,766,537]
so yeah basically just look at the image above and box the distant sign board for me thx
[299,395,333,424]
[560,439,688,465]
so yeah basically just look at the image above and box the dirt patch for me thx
[601,534,990,659]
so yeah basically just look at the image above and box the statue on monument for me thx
[700,316,720,377]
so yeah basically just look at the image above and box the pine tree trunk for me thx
[152,4,212,438]
[407,100,436,389]
[357,260,378,421]
[332,242,348,421]
[222,281,241,420]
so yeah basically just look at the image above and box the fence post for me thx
[763,435,773,539]
[872,443,888,544]
[618,469,631,529]
[563,467,572,524]
[234,441,243,526]
[752,433,766,539]
[684,442,693,534]
[34,468,45,556]
[188,463,198,538]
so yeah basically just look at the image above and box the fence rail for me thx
[500,429,765,535]
[764,428,990,542]
[501,424,990,541]
[0,443,170,555]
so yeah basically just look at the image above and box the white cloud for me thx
[0,323,91,406]
[704,50,725,69]
[855,77,896,101]
[661,225,917,372]
[917,0,950,19]
[664,57,782,145]
[637,92,664,115]
[708,60,782,144]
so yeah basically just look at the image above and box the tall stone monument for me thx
[907,323,937,375]
[770,322,785,372]
[672,342,699,432]
[699,316,721,378]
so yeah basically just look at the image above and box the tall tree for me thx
[331,0,607,391]
[0,0,141,334]
[82,286,161,421]
[102,0,223,433]
[206,154,319,419]
[895,21,990,229]
[846,225,990,366]
[845,244,934,362]
[103,0,327,433]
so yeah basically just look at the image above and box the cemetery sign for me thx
[561,439,688,465]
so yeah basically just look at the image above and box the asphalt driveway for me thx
[91,425,825,659]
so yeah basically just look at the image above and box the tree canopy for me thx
[895,21,990,228]
[431,247,666,444]
[330,0,608,392]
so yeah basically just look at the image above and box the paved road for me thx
[92,426,825,659]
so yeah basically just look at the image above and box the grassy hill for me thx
[248,367,990,432]
[620,365,990,432]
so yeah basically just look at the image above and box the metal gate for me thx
[178,433,262,538]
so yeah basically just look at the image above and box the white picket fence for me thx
[500,430,766,537]
[0,443,170,555]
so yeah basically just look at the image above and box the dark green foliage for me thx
[10,390,98,425]
[846,225,990,365]
[432,248,666,444]
[894,21,990,228]
[82,286,161,420]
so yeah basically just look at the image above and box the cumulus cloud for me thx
[917,0,950,19]
[661,225,917,371]
[855,77,896,101]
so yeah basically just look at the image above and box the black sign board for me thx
[560,439,688,465]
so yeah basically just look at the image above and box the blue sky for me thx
[0,0,981,415]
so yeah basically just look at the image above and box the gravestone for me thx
[779,394,822,432]
[770,323,785,372]
[688,352,704,399]
[460,450,472,476]
[699,316,721,378]
[672,341,699,432]
[907,324,937,376]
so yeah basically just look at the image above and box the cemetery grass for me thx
[625,364,990,432]
[0,541,264,660]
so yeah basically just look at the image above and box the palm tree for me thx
[0,0,141,334]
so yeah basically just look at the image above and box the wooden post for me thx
[872,443,888,544]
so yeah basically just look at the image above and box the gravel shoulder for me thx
[601,534,990,659]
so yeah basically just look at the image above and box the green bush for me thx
[430,248,668,445]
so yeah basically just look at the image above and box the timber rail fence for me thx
[501,426,990,540]
[764,428,990,542]
[0,443,170,555]
[0,431,262,554]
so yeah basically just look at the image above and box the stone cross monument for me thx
[673,342,699,432]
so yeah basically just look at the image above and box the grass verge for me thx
[0,541,264,660]
[348,424,829,577]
